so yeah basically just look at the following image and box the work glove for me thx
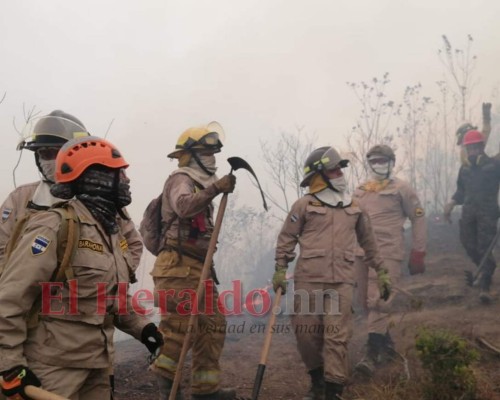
[482,102,492,121]
[141,323,164,355]
[377,268,392,301]
[1,365,41,399]
[272,264,288,294]
[214,175,236,194]
[443,200,456,224]
[408,250,426,275]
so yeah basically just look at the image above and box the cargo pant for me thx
[291,281,353,385]
[28,358,109,400]
[151,250,226,395]
[459,205,498,290]
[354,257,401,334]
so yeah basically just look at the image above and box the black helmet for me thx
[18,110,89,151]
[300,146,348,187]
[366,144,396,162]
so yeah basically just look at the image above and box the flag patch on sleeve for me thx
[31,235,51,256]
[2,208,12,223]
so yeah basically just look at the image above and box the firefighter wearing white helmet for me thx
[272,146,390,400]
[353,143,427,377]
[151,122,237,400]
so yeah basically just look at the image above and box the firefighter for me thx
[455,103,492,163]
[353,144,427,377]
[150,122,237,400]
[444,130,500,304]
[0,111,143,399]
[272,146,391,400]
[0,136,161,399]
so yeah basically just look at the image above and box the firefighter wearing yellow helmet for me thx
[151,122,237,399]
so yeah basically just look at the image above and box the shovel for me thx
[169,157,268,400]
[465,227,500,287]
[0,377,69,400]
[251,287,282,400]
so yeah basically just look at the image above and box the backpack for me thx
[139,193,164,256]
[0,203,80,328]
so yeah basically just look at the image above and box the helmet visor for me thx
[18,116,89,151]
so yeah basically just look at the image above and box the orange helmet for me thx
[462,130,485,146]
[55,136,129,183]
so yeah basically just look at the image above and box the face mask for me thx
[198,154,217,174]
[39,159,56,182]
[369,160,393,181]
[116,171,132,208]
[329,176,347,192]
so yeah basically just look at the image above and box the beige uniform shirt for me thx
[159,172,217,259]
[353,177,426,261]
[275,195,382,284]
[0,199,148,372]
[0,181,143,269]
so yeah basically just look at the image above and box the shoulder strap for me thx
[50,204,80,282]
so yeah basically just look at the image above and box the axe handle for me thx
[0,378,69,400]
[251,288,282,400]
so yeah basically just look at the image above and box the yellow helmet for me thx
[167,121,224,159]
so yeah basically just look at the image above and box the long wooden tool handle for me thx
[0,378,69,400]
[169,193,230,400]
[251,287,282,400]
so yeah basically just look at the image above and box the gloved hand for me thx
[483,102,492,121]
[443,200,456,224]
[408,250,426,275]
[1,365,41,399]
[377,268,392,301]
[141,323,164,355]
[272,264,288,294]
[214,175,236,194]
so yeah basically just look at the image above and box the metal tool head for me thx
[227,157,268,211]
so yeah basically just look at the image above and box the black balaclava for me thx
[51,165,131,234]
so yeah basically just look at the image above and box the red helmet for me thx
[463,130,485,146]
[55,136,128,183]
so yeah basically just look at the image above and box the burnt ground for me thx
[114,217,500,400]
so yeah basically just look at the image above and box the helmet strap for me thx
[191,151,215,176]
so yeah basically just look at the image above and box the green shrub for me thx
[416,328,479,400]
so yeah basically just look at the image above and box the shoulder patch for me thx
[2,208,12,223]
[290,214,298,223]
[31,235,51,256]
[120,239,129,252]
[415,207,425,217]
[78,239,104,253]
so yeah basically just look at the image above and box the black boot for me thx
[191,388,236,400]
[379,332,398,364]
[157,375,184,400]
[303,367,325,400]
[479,272,493,304]
[354,333,385,377]
[324,381,343,400]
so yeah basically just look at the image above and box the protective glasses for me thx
[36,147,60,160]
[182,132,222,151]
[368,157,390,165]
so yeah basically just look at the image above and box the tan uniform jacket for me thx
[353,177,426,261]
[0,181,143,269]
[0,199,149,372]
[160,173,218,259]
[275,195,382,284]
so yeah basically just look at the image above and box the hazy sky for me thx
[1,0,500,219]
